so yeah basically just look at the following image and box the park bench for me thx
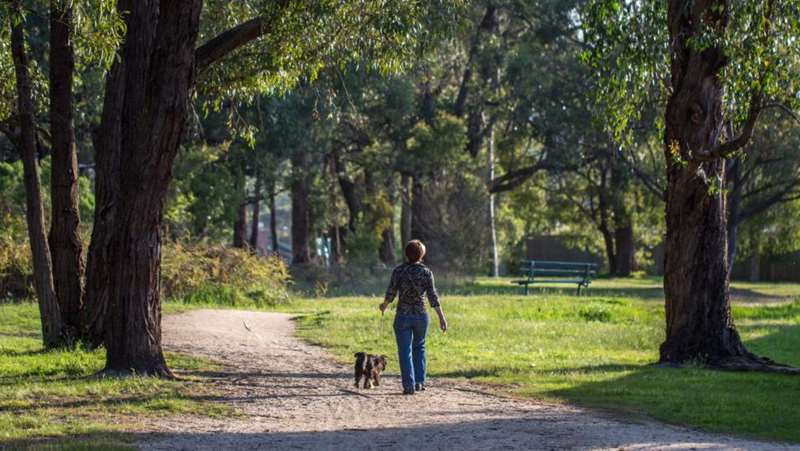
[513,260,598,295]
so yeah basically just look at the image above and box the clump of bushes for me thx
[0,230,33,301]
[161,243,291,307]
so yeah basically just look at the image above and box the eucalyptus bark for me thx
[291,151,311,264]
[250,173,262,250]
[233,201,247,248]
[487,114,498,277]
[10,4,64,348]
[400,174,412,245]
[614,225,634,277]
[660,0,765,368]
[85,0,202,375]
[611,162,634,277]
[269,185,278,253]
[49,0,84,334]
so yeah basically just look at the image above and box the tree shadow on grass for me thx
[547,324,800,444]
[0,348,50,357]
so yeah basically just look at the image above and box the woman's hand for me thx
[379,301,389,315]
[434,306,447,333]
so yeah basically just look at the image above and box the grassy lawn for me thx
[282,291,800,443]
[0,303,231,447]
[3,276,799,445]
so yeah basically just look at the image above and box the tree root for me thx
[657,354,800,375]
[710,354,800,375]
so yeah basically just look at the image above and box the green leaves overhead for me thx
[403,112,468,176]
[581,0,668,146]
[583,0,800,145]
[197,0,464,108]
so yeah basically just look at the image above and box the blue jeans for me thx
[393,313,428,391]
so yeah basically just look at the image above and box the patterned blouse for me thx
[384,262,440,315]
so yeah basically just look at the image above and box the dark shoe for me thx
[415,383,426,392]
[402,388,415,395]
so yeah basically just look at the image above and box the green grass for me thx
[4,276,799,445]
[0,303,232,446]
[282,293,800,443]
[456,275,800,302]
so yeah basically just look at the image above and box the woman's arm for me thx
[426,271,447,332]
[379,269,398,315]
[434,305,447,332]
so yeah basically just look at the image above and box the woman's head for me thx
[405,240,426,263]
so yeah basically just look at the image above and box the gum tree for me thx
[586,0,800,370]
[4,0,63,348]
[80,0,456,376]
[2,0,122,347]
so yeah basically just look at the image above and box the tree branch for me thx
[489,160,575,193]
[196,18,265,71]
[695,92,763,161]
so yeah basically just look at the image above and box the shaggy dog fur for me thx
[354,352,387,389]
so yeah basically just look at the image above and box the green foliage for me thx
[197,1,464,106]
[403,112,468,176]
[581,0,667,145]
[584,0,800,144]
[160,242,291,307]
[0,230,32,300]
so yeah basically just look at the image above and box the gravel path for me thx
[139,309,795,450]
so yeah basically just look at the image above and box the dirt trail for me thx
[140,310,795,450]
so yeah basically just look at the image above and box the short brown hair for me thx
[405,240,426,263]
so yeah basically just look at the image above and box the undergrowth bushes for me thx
[161,243,291,307]
[1,238,291,307]
[0,226,33,301]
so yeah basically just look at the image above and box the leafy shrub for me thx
[0,229,33,301]
[578,306,613,323]
[161,243,291,307]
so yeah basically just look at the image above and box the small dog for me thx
[354,352,387,389]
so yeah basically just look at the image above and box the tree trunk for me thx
[597,175,617,276]
[291,152,311,264]
[610,155,634,277]
[48,0,84,336]
[86,0,202,376]
[269,185,279,253]
[400,174,412,245]
[600,225,617,277]
[748,228,761,282]
[725,158,742,273]
[82,57,124,348]
[10,3,64,348]
[749,251,760,282]
[250,173,262,250]
[333,151,361,233]
[487,114,499,277]
[660,0,759,368]
[614,224,634,277]
[379,223,395,265]
[233,200,247,248]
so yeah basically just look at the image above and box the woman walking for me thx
[379,240,448,395]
